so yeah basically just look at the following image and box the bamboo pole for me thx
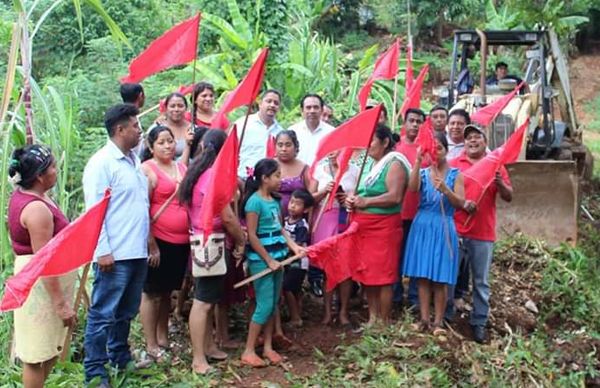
[61,263,91,361]
[234,252,304,289]
[391,73,399,132]
[137,103,160,119]
[237,105,253,150]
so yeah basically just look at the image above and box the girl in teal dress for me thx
[402,133,465,335]
[241,158,304,368]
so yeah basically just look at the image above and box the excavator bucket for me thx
[496,161,579,246]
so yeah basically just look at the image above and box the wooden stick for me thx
[237,104,253,150]
[61,263,91,361]
[391,73,399,132]
[137,102,160,119]
[234,253,304,289]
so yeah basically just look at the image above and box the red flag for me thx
[399,64,429,118]
[358,40,401,111]
[309,105,382,177]
[462,119,527,202]
[471,82,524,127]
[414,117,437,164]
[200,126,239,240]
[159,83,196,113]
[0,190,111,312]
[324,148,354,211]
[265,135,276,158]
[121,14,200,83]
[211,48,269,130]
[405,43,414,91]
[307,222,360,291]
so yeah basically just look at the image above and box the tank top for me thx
[8,190,69,255]
[278,165,307,217]
[357,155,409,215]
[145,160,189,244]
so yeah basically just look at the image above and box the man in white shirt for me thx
[446,109,471,160]
[288,94,335,165]
[236,89,284,178]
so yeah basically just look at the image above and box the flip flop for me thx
[206,350,228,361]
[263,350,284,365]
[241,354,267,368]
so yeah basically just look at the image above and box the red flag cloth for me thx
[211,48,269,130]
[0,190,111,312]
[471,82,524,127]
[200,126,240,240]
[265,135,276,158]
[309,105,382,177]
[325,148,354,211]
[358,40,401,111]
[414,116,437,165]
[121,14,200,83]
[159,83,196,113]
[306,222,360,291]
[405,43,414,91]
[462,119,528,202]
[399,64,429,118]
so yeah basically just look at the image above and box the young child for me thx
[283,189,314,327]
[241,159,304,368]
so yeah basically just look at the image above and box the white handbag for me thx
[190,232,227,277]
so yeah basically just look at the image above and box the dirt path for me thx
[569,43,600,126]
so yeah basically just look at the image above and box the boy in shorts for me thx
[283,189,314,327]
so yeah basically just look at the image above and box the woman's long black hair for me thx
[179,129,227,205]
[240,158,280,217]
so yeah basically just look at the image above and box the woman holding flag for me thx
[345,125,409,325]
[179,129,246,374]
[188,82,217,127]
[7,145,76,387]
[402,132,465,335]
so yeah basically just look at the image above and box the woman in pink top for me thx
[179,129,245,374]
[139,126,189,362]
[7,145,76,387]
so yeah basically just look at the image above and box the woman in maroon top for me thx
[185,82,216,127]
[7,145,76,387]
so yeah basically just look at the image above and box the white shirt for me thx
[235,113,283,178]
[82,140,150,261]
[447,135,464,160]
[313,161,359,208]
[288,120,335,165]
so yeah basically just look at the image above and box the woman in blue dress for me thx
[403,132,465,335]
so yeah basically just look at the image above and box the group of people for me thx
[7,80,513,387]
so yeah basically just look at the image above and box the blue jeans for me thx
[393,220,418,306]
[84,259,147,384]
[446,238,494,326]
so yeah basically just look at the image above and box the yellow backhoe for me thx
[442,29,593,246]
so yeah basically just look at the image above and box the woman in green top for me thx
[345,125,410,324]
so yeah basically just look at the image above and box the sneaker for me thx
[310,279,324,297]
[471,325,486,343]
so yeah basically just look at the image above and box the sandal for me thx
[263,350,284,365]
[241,353,267,368]
[146,348,167,364]
[431,324,447,337]
[410,320,430,333]
[272,334,293,350]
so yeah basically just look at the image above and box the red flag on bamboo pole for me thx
[309,105,382,176]
[471,82,524,127]
[324,148,354,211]
[200,126,240,240]
[306,222,360,291]
[211,48,269,130]
[265,135,276,158]
[462,119,528,201]
[414,116,437,164]
[405,43,414,91]
[0,190,111,312]
[399,64,429,118]
[358,40,401,111]
[121,14,201,83]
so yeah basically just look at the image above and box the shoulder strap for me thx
[150,162,182,224]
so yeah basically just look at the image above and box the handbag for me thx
[190,232,227,277]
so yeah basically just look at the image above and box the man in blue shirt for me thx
[82,103,151,386]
